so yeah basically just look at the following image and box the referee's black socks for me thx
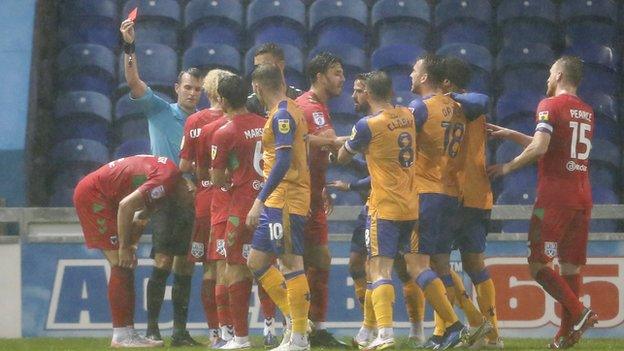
[172,273,192,334]
[146,267,170,333]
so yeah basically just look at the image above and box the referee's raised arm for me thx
[120,18,147,99]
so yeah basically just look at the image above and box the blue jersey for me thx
[130,87,193,164]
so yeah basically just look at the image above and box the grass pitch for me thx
[0,337,622,351]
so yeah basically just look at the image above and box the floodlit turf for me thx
[0,337,622,351]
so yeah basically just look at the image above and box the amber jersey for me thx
[345,106,419,221]
[262,99,310,216]
[459,115,493,209]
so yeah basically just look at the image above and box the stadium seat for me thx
[496,0,558,48]
[561,0,618,47]
[49,186,76,207]
[434,0,492,48]
[184,0,243,49]
[505,118,534,137]
[328,94,358,121]
[55,91,112,145]
[114,92,172,142]
[182,44,241,74]
[496,43,554,72]
[247,0,306,49]
[333,117,358,137]
[117,43,178,96]
[58,0,118,49]
[495,140,524,164]
[495,91,543,125]
[498,68,548,96]
[371,44,425,92]
[436,43,492,93]
[563,44,619,96]
[326,167,366,206]
[57,44,116,96]
[122,0,181,49]
[590,139,621,169]
[594,117,621,146]
[393,90,416,106]
[591,186,620,232]
[245,44,304,87]
[583,92,617,122]
[496,187,536,233]
[502,166,537,191]
[590,163,618,189]
[50,138,110,166]
[309,0,368,49]
[113,138,151,159]
[372,0,431,47]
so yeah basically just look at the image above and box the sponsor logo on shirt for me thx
[190,128,201,138]
[252,180,264,191]
[566,160,588,172]
[538,111,549,122]
[278,119,291,134]
[149,185,165,200]
[312,111,326,126]
[544,241,557,258]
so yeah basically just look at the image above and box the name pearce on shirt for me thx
[387,117,414,131]
[570,109,592,122]
[244,128,263,139]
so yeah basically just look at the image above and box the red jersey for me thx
[197,116,231,224]
[180,108,223,217]
[92,155,180,205]
[211,113,266,202]
[534,94,593,208]
[295,91,333,213]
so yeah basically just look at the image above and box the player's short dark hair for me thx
[417,54,445,86]
[364,71,393,101]
[252,64,283,91]
[354,73,368,82]
[177,67,203,83]
[217,75,248,109]
[254,42,285,61]
[306,52,343,84]
[556,55,583,86]
[443,56,472,90]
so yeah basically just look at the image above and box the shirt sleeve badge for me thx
[538,111,549,121]
[278,119,291,134]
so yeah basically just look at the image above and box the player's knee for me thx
[173,255,194,275]
[309,246,331,269]
[153,253,174,270]
[528,261,545,279]
[461,254,485,274]
[560,262,581,275]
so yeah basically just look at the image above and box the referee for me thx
[120,19,201,346]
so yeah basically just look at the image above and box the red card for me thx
[127,7,138,21]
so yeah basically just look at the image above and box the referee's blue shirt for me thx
[130,87,192,165]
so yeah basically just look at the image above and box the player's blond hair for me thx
[203,69,234,100]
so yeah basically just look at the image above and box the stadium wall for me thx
[0,0,36,207]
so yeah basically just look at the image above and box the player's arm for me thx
[449,92,490,121]
[337,118,372,164]
[117,189,147,268]
[120,19,147,99]
[327,176,371,192]
[247,112,296,227]
[486,123,533,146]
[488,131,550,178]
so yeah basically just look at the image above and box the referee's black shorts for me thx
[150,197,194,258]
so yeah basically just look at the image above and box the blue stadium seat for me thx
[333,120,356,139]
[55,91,112,145]
[495,91,543,124]
[591,186,620,232]
[590,163,618,189]
[564,44,619,96]
[49,164,98,206]
[437,43,492,93]
[561,0,617,47]
[245,44,304,83]
[496,187,536,233]
[372,0,431,47]
[122,0,181,49]
[310,0,368,49]
[594,118,621,146]
[372,44,425,92]
[117,44,178,95]
[247,0,306,49]
[114,92,172,142]
[184,0,243,49]
[328,94,358,121]
[505,118,534,136]
[496,0,558,47]
[326,167,366,206]
[590,139,621,169]
[502,166,537,191]
[57,44,116,96]
[495,140,524,164]
[50,139,110,166]
[58,0,118,49]
[182,44,241,74]
[434,0,492,47]
[393,91,416,106]
[583,92,617,122]
[113,139,151,159]
[49,186,75,207]
[499,68,548,96]
[496,43,554,71]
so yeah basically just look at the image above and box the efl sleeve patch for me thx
[312,111,326,126]
[149,185,165,200]
[278,119,291,134]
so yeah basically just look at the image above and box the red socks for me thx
[258,284,276,319]
[229,279,253,337]
[108,266,134,328]
[307,267,329,323]
[558,274,581,337]
[216,284,233,327]
[535,268,583,320]
[201,279,219,329]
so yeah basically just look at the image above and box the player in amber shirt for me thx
[210,75,267,350]
[73,155,192,348]
[246,64,311,351]
[294,52,348,347]
[179,69,233,348]
[488,56,597,349]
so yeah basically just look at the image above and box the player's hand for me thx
[118,247,137,269]
[120,19,135,44]
[322,187,334,216]
[327,180,350,192]
[332,136,349,150]
[246,198,263,228]
[486,123,512,139]
[487,163,510,179]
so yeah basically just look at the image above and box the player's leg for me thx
[393,254,425,343]
[350,251,368,307]
[201,261,224,347]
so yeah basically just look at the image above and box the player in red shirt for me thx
[208,75,267,349]
[73,155,192,348]
[294,52,348,347]
[488,56,598,348]
[179,69,233,347]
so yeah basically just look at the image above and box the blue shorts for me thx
[452,207,490,254]
[366,208,416,258]
[350,207,368,254]
[417,193,461,254]
[251,207,307,256]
